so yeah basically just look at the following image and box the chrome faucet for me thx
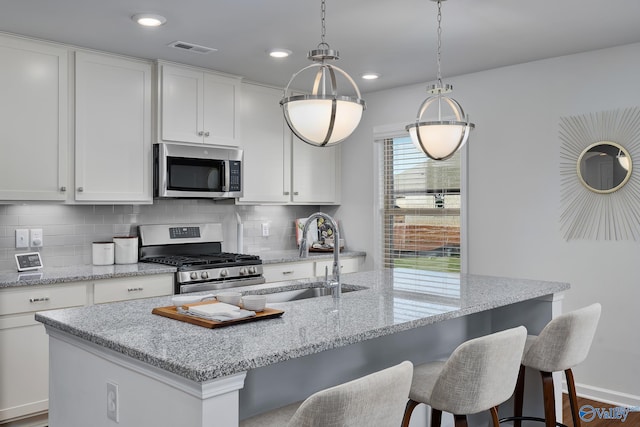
[299,212,341,298]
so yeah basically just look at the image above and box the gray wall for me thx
[337,43,640,404]
[0,201,319,270]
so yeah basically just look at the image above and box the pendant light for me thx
[280,0,366,147]
[406,0,475,160]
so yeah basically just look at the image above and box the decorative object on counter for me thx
[151,301,284,329]
[559,107,640,240]
[296,218,345,251]
[280,0,365,147]
[92,242,115,265]
[113,236,138,264]
[215,291,242,306]
[406,0,475,161]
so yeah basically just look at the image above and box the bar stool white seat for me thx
[501,303,601,427]
[240,361,413,427]
[402,326,527,427]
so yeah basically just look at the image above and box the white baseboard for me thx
[562,381,640,407]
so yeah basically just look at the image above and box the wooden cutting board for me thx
[152,301,284,329]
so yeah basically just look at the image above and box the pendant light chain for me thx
[436,0,443,88]
[320,0,327,48]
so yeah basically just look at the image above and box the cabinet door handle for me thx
[29,297,50,303]
[60,186,67,192]
[127,287,144,292]
[283,191,290,195]
[204,131,210,137]
[282,271,294,275]
[198,131,204,136]
[293,192,299,196]
[77,187,84,192]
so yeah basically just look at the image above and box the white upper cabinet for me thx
[0,34,68,201]
[159,63,240,147]
[75,51,152,203]
[239,83,341,205]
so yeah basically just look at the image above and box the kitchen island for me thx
[35,269,569,427]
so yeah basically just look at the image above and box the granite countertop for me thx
[258,249,366,264]
[35,269,569,383]
[0,263,177,289]
[0,251,365,289]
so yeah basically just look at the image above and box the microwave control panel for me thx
[229,161,241,192]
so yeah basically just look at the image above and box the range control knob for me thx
[220,269,229,277]
[239,267,248,276]
[200,271,209,279]
[248,266,257,274]
[190,272,198,280]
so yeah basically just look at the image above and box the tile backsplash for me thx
[0,201,323,271]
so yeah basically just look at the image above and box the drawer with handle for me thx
[93,274,173,304]
[0,283,87,316]
[262,261,315,283]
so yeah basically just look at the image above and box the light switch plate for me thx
[15,229,29,248]
[30,228,43,247]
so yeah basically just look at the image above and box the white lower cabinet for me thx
[262,256,364,283]
[0,283,87,424]
[0,273,174,425]
[93,275,173,304]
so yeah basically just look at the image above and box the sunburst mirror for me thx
[559,107,640,240]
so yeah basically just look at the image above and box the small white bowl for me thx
[242,295,267,312]
[216,291,242,306]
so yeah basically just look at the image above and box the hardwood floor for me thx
[562,394,639,427]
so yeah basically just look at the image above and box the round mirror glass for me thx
[577,141,632,193]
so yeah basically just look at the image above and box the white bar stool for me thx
[402,326,527,427]
[240,361,413,427]
[500,303,601,427]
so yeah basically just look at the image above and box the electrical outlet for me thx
[261,223,270,237]
[107,382,119,422]
[30,228,43,247]
[15,229,29,248]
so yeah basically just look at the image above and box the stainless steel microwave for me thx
[154,142,243,199]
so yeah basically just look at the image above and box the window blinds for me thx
[381,137,462,275]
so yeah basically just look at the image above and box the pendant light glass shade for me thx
[406,86,474,160]
[406,0,474,160]
[280,0,365,147]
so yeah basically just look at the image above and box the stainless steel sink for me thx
[261,282,362,303]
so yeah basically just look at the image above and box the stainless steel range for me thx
[138,223,264,294]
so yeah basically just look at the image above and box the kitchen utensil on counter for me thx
[92,242,114,265]
[114,236,138,264]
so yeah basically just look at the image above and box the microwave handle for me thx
[222,160,229,192]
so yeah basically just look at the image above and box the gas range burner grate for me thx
[141,253,261,268]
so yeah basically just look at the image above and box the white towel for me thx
[186,302,255,321]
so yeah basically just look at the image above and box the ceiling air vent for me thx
[168,41,217,54]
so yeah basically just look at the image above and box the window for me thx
[382,136,462,275]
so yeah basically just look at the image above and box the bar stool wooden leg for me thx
[565,368,581,427]
[490,406,500,427]
[540,371,556,427]
[513,364,526,427]
[431,408,443,427]
[402,399,420,427]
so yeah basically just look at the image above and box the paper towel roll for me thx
[113,236,138,264]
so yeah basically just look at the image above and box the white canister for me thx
[92,242,115,265]
[113,236,139,264]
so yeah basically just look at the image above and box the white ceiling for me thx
[2,0,640,93]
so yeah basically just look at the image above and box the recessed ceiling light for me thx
[361,73,381,80]
[132,13,167,27]
[268,49,292,58]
